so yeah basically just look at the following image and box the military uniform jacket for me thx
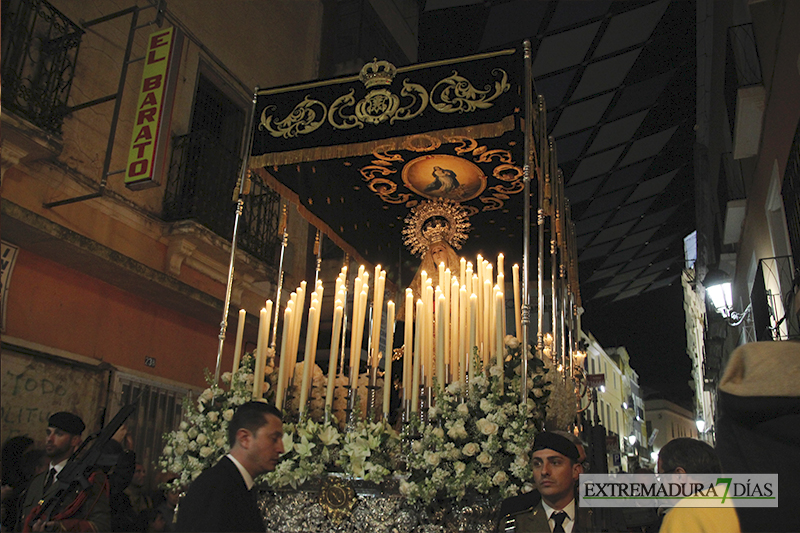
[18,469,111,532]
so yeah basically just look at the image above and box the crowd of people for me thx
[0,414,180,533]
[1,341,796,532]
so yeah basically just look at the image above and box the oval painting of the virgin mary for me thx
[402,154,486,202]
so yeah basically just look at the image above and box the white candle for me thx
[232,308,246,374]
[483,279,492,367]
[436,295,446,392]
[404,288,413,402]
[459,285,467,384]
[425,283,434,385]
[495,290,505,371]
[472,273,480,349]
[469,294,477,388]
[370,268,385,369]
[253,307,269,399]
[289,283,307,382]
[450,277,459,382]
[497,253,504,278]
[350,289,368,390]
[382,301,395,417]
[460,257,466,285]
[275,307,292,410]
[299,306,317,416]
[513,264,522,339]
[326,305,343,410]
[411,299,423,413]
[349,276,363,387]
[263,299,273,359]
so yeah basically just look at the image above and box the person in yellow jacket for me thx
[657,438,739,533]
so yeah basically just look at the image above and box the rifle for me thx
[28,404,137,526]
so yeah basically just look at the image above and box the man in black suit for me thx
[176,401,284,533]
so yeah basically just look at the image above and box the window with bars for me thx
[113,373,190,489]
[163,73,281,264]
[0,0,83,133]
[783,118,800,272]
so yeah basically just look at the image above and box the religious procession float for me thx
[160,42,588,533]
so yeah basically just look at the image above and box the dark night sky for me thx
[581,283,694,409]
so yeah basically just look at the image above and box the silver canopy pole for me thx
[521,41,533,403]
[214,88,259,386]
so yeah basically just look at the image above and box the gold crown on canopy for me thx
[359,58,397,88]
[403,199,471,257]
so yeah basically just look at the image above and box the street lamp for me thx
[703,268,751,325]
[696,419,705,434]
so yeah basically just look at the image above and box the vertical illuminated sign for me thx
[125,26,181,190]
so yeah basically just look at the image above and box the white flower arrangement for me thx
[159,352,261,490]
[160,336,555,506]
[397,335,551,504]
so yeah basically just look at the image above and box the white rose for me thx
[477,451,492,465]
[432,427,445,439]
[447,420,468,440]
[162,446,173,455]
[489,364,503,377]
[196,433,208,446]
[215,437,226,448]
[480,398,493,412]
[399,480,416,496]
[199,446,213,458]
[223,409,234,421]
[187,428,198,439]
[207,412,219,423]
[456,403,469,416]
[505,335,520,350]
[179,421,188,430]
[493,471,508,485]
[424,450,440,467]
[411,441,423,453]
[462,442,480,457]
[199,388,214,403]
[476,418,499,436]
[454,461,466,475]
[532,388,544,398]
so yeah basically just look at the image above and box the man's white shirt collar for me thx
[49,459,69,478]
[541,497,576,533]
[226,454,255,490]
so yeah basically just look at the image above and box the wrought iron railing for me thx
[163,131,281,265]
[1,0,83,133]
[783,118,800,271]
[751,256,798,341]
[723,23,763,138]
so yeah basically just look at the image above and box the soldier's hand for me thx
[31,518,58,531]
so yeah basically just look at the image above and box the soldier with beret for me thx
[503,431,625,533]
[17,412,111,532]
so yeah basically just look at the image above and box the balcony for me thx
[163,130,281,287]
[783,120,800,274]
[1,0,83,134]
[724,24,764,159]
[750,256,798,341]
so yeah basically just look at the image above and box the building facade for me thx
[682,0,800,443]
[1,0,416,483]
